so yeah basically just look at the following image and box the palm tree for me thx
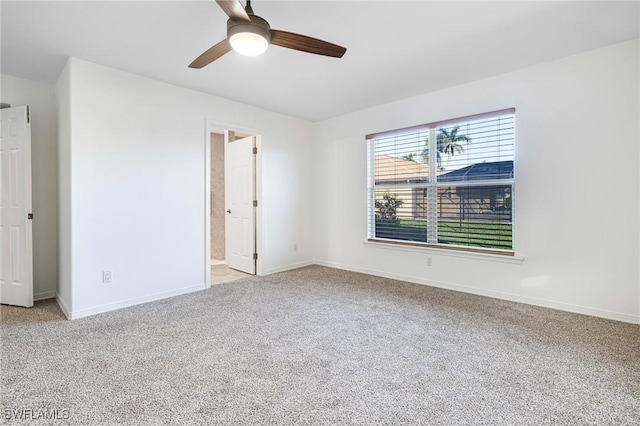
[438,127,469,164]
[420,137,437,166]
[421,126,469,170]
[402,153,418,162]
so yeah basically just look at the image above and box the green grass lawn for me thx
[383,218,512,250]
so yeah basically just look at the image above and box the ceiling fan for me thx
[189,0,347,68]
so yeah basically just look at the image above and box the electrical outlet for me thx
[426,256,432,267]
[293,243,298,251]
[102,270,112,283]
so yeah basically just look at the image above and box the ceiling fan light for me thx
[230,32,269,56]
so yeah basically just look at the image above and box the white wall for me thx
[55,63,72,314]
[56,58,313,319]
[1,74,58,300]
[42,40,640,322]
[312,39,640,323]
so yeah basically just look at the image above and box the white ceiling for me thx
[1,1,638,122]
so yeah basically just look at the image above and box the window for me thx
[367,109,515,255]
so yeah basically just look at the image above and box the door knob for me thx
[226,209,231,214]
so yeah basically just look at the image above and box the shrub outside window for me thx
[367,109,515,255]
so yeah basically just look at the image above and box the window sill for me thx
[363,239,524,264]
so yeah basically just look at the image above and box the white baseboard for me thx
[55,294,71,319]
[62,283,207,320]
[263,260,314,275]
[47,260,639,325]
[314,259,640,325]
[34,291,56,301]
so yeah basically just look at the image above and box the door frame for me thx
[204,120,263,287]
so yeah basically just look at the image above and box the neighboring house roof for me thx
[438,160,514,182]
[375,155,429,184]
[375,156,514,185]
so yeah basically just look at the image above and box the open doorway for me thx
[210,131,226,266]
[207,127,261,286]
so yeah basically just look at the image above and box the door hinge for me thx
[27,213,33,220]
[252,147,257,154]
[253,253,258,260]
[253,200,258,207]
[26,106,30,124]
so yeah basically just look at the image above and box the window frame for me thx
[366,108,516,256]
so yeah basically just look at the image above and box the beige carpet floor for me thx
[1,265,639,425]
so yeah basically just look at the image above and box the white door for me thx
[0,106,33,307]
[225,135,256,274]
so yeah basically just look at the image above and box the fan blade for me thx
[270,30,346,58]
[189,39,232,68]
[215,0,251,22]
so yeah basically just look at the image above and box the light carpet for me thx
[1,265,639,425]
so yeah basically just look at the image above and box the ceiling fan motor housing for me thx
[227,15,272,43]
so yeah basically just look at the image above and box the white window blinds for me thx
[367,109,515,254]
